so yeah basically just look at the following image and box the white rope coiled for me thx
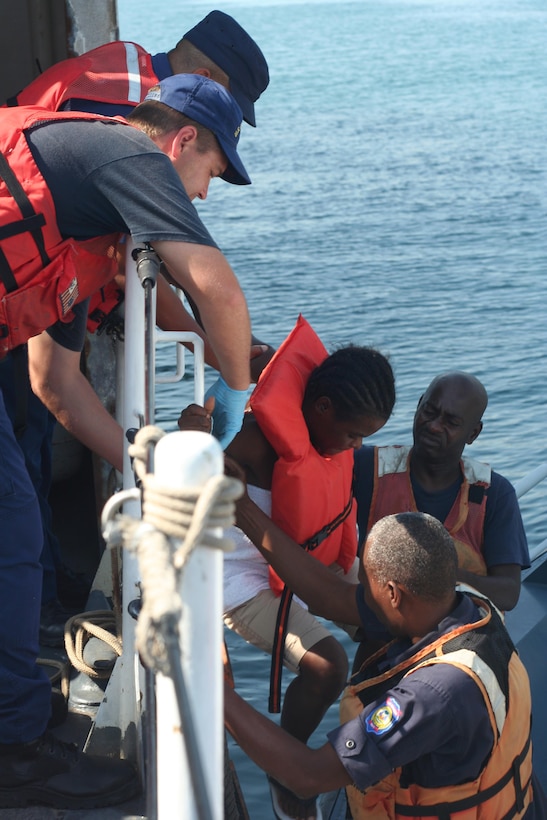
[102,425,243,674]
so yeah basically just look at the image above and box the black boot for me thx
[0,732,140,809]
[39,599,73,648]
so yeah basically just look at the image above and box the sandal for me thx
[268,775,323,820]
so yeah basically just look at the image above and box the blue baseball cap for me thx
[144,74,251,186]
[183,10,269,127]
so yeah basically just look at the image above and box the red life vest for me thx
[5,41,159,335]
[7,41,158,110]
[0,107,125,354]
[368,445,490,576]
[250,315,357,596]
[86,279,125,336]
[340,595,534,819]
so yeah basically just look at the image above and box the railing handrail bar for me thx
[530,538,547,564]
[513,462,547,499]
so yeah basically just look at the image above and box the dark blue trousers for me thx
[0,352,61,604]
[0,390,51,743]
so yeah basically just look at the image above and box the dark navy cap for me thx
[144,74,251,186]
[183,10,269,127]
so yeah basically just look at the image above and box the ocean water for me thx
[118,1,547,816]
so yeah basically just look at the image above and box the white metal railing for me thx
[514,462,547,563]
[514,462,547,500]
[93,240,223,820]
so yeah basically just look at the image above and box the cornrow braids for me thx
[304,346,395,422]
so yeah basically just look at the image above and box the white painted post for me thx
[154,431,224,820]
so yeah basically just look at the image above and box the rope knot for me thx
[108,426,243,671]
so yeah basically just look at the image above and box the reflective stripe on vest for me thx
[7,41,158,110]
[342,596,533,820]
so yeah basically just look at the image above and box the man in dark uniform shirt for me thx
[224,498,546,818]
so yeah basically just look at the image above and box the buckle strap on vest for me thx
[394,731,532,818]
[0,150,50,270]
[268,491,354,713]
[302,493,354,551]
[0,149,50,432]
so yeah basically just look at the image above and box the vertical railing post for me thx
[117,240,222,818]
[155,431,224,820]
[120,239,147,763]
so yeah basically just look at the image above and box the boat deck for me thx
[1,455,545,819]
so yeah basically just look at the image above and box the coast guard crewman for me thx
[0,73,251,809]
[224,505,547,819]
[1,9,274,646]
[8,9,269,125]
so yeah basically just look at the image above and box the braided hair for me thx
[304,346,395,423]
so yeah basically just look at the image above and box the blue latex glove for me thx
[204,376,248,449]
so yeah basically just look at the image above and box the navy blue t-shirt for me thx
[27,117,217,246]
[25,116,217,347]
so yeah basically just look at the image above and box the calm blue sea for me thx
[118,1,546,815]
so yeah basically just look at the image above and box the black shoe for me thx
[0,732,140,809]
[39,599,72,648]
[56,564,92,610]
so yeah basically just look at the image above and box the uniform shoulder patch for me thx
[365,696,402,736]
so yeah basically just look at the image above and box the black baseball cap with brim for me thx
[144,74,251,186]
[183,10,269,127]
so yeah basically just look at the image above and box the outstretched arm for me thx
[224,683,350,798]
[234,485,361,626]
[27,331,124,472]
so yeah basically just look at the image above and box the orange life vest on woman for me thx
[6,41,158,110]
[368,445,490,576]
[340,594,534,819]
[250,315,357,596]
[0,107,123,354]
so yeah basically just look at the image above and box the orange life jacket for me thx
[6,41,158,110]
[250,314,357,596]
[341,595,534,819]
[0,107,124,354]
[368,445,490,576]
[4,42,159,335]
[86,279,125,336]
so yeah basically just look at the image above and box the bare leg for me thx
[270,636,347,818]
[281,635,348,741]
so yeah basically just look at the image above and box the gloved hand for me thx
[204,376,248,449]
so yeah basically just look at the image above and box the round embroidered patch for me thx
[365,696,402,736]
